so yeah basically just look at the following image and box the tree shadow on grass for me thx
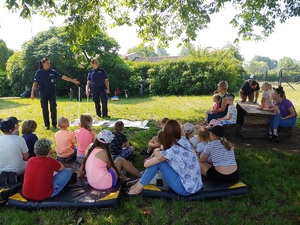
[0,99,29,110]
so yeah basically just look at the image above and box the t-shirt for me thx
[241,81,260,95]
[87,68,108,88]
[0,135,28,174]
[74,128,95,156]
[33,69,62,89]
[276,98,297,118]
[204,140,237,167]
[262,91,274,108]
[54,130,76,158]
[22,157,61,200]
[109,131,127,155]
[22,133,38,158]
[160,137,202,194]
[226,104,237,124]
[85,148,114,190]
[189,135,200,149]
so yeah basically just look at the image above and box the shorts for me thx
[206,166,239,182]
[112,148,133,160]
[108,168,118,187]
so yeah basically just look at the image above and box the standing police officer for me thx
[30,58,80,130]
[86,58,110,118]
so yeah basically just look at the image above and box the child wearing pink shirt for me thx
[54,117,76,162]
[78,130,141,190]
[74,114,96,164]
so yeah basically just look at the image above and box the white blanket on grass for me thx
[70,119,149,129]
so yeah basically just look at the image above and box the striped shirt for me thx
[204,140,236,166]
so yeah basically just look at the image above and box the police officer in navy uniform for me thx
[86,58,110,118]
[30,58,80,130]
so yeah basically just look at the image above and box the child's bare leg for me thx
[114,157,141,178]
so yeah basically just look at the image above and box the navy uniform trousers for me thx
[92,87,108,117]
[40,87,57,127]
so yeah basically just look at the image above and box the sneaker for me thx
[271,134,279,143]
[102,115,111,119]
[267,132,273,139]
[45,126,50,130]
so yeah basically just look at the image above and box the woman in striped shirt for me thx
[199,126,239,182]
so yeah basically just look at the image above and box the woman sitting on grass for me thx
[128,119,202,196]
[78,130,141,190]
[199,126,239,182]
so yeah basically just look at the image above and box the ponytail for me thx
[220,137,233,151]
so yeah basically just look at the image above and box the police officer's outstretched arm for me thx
[30,82,38,100]
[62,75,80,85]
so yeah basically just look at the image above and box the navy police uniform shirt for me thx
[87,68,108,88]
[241,81,260,95]
[33,69,62,88]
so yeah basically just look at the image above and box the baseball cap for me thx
[208,125,225,138]
[34,138,52,156]
[183,122,194,133]
[8,116,22,124]
[97,130,114,144]
[0,118,16,132]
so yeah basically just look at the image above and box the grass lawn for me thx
[0,83,300,225]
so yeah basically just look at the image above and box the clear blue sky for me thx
[1,3,300,62]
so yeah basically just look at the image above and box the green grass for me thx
[0,83,300,225]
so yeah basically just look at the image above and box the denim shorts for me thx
[108,168,118,187]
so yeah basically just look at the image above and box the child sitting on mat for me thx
[109,121,135,160]
[182,122,200,150]
[22,138,73,201]
[74,114,96,164]
[78,130,141,190]
[22,120,38,158]
[140,118,168,156]
[54,117,76,162]
[196,126,212,163]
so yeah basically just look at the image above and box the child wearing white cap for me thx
[182,122,200,150]
[78,130,141,190]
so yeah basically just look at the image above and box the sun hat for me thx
[97,130,114,144]
[0,118,16,132]
[208,125,225,138]
[183,122,194,133]
[34,138,52,156]
[8,116,22,124]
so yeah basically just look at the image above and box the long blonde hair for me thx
[79,114,93,131]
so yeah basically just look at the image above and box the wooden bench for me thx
[236,100,274,139]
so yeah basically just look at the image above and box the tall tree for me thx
[253,56,278,70]
[127,45,157,57]
[156,48,169,56]
[0,39,14,71]
[277,57,300,71]
[4,1,300,46]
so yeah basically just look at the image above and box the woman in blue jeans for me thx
[268,86,297,143]
[128,120,202,196]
